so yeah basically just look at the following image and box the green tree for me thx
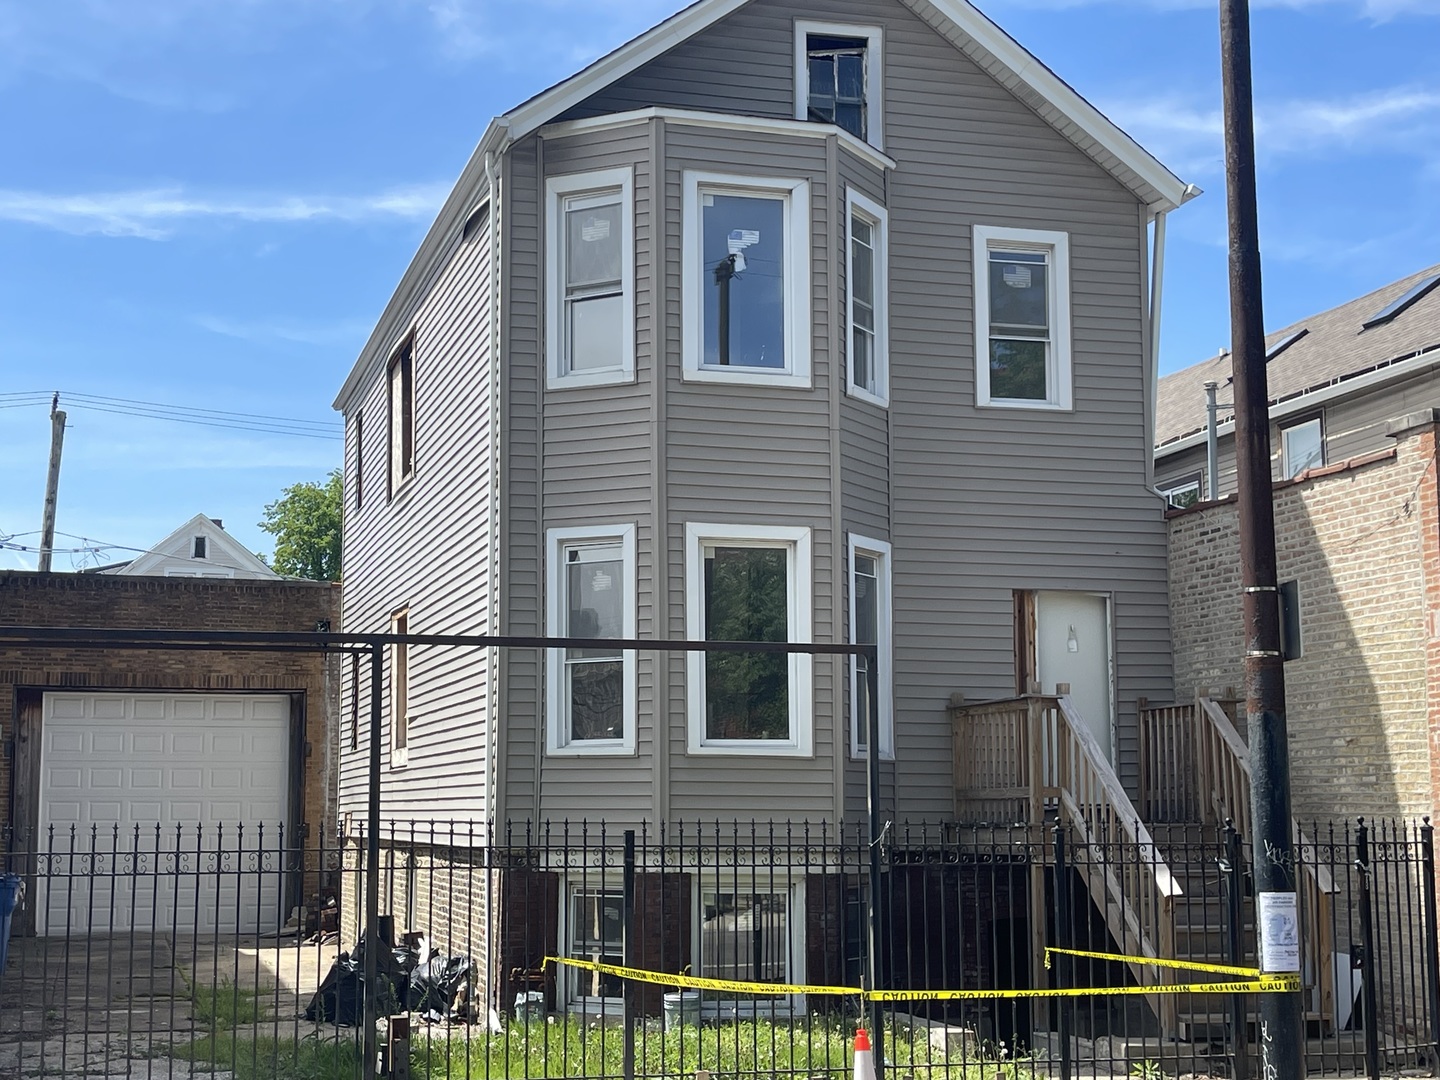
[258,469,343,581]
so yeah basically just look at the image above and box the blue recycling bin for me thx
[0,874,20,976]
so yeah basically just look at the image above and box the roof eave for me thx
[332,117,513,413]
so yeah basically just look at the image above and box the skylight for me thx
[1266,328,1308,361]
[1361,274,1440,330]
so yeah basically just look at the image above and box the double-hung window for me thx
[563,885,625,1013]
[546,169,635,389]
[388,336,415,495]
[973,225,1072,410]
[682,173,811,388]
[546,525,636,754]
[794,21,883,148]
[846,190,888,405]
[849,535,893,760]
[685,523,812,754]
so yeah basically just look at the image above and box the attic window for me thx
[1361,273,1440,330]
[1265,328,1307,362]
[193,536,207,559]
[794,22,883,149]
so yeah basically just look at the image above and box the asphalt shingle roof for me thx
[1155,263,1440,448]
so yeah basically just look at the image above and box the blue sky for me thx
[1,0,1437,570]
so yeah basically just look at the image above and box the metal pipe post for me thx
[364,642,383,1080]
[1222,820,1250,1080]
[1419,817,1440,1066]
[1218,0,1303,1071]
[1356,821,1380,1080]
[1205,380,1220,499]
[1053,825,1072,1080]
[623,830,637,1080]
[865,653,886,1079]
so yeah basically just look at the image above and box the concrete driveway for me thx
[0,933,339,1078]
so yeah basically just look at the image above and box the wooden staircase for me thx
[951,690,1339,1052]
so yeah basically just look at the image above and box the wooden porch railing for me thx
[1138,695,1340,1025]
[952,693,1183,1032]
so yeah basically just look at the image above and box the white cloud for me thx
[1105,85,1440,174]
[0,183,449,239]
[192,313,373,347]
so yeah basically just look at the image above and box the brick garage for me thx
[1166,412,1440,823]
[1,571,340,931]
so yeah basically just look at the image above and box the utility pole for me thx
[38,393,67,573]
[1218,0,1304,1076]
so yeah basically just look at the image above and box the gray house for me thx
[1155,262,1440,504]
[333,0,1197,1019]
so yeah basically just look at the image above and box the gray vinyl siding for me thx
[338,216,495,821]
[506,128,659,823]
[1156,368,1440,501]
[663,126,839,821]
[348,0,1179,825]
[514,0,1171,821]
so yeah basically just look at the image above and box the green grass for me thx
[169,1017,1034,1080]
[174,1032,359,1080]
[187,978,270,1028]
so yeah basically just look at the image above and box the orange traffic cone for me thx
[853,1028,876,1080]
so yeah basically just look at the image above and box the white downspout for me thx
[1146,209,1169,496]
[481,144,504,1024]
[483,146,503,832]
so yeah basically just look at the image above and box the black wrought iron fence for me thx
[2,817,1438,1080]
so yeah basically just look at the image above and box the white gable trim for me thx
[505,0,754,140]
[540,107,897,172]
[904,0,1195,213]
[123,514,276,578]
[509,0,1189,209]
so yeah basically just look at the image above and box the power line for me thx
[1,390,342,440]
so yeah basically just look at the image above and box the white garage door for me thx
[37,692,291,935]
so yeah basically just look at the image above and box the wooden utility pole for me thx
[38,393,66,573]
[1218,0,1304,1075]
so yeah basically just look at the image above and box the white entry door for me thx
[1035,592,1115,761]
[36,692,291,935]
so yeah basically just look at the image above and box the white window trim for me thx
[845,189,889,407]
[1280,416,1324,479]
[793,20,885,150]
[973,225,1073,411]
[558,877,626,1016]
[848,534,894,762]
[545,167,636,390]
[693,876,807,1018]
[682,172,812,389]
[390,608,409,769]
[546,524,638,756]
[685,522,813,756]
[1159,471,1204,508]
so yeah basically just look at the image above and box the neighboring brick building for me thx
[0,570,340,935]
[1167,411,1440,823]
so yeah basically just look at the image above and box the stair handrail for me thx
[1197,695,1338,1022]
[1055,695,1183,1035]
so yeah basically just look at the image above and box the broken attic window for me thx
[806,34,867,141]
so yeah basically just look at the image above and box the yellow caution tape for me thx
[543,957,1301,1001]
[1044,947,1267,979]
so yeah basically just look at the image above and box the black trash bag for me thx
[407,954,474,1022]
[303,930,409,1026]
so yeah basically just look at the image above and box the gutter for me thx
[1155,340,1440,460]
[1144,209,1168,495]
